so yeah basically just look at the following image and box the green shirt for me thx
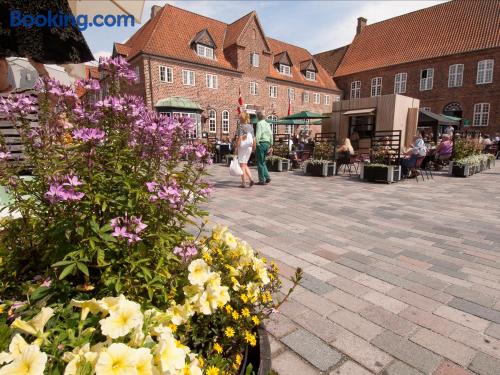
[255,119,273,146]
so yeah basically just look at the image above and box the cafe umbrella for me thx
[68,0,146,24]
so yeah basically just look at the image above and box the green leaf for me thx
[59,263,76,280]
[76,262,89,277]
[76,227,85,236]
[30,286,51,301]
[51,260,74,267]
[97,249,106,266]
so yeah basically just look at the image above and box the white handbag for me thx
[229,157,243,176]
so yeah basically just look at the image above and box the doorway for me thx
[443,102,463,118]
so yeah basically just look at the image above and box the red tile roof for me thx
[334,0,500,77]
[115,4,338,91]
[114,43,131,57]
[314,45,349,77]
[86,65,99,79]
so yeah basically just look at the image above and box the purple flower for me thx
[76,78,100,92]
[173,245,198,262]
[45,175,85,204]
[0,151,11,160]
[145,181,158,192]
[72,127,106,143]
[112,226,128,238]
[110,215,147,244]
[65,175,83,187]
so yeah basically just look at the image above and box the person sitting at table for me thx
[335,138,354,175]
[401,134,427,178]
[436,134,453,161]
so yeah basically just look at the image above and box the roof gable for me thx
[335,0,500,77]
[300,59,318,72]
[191,29,217,49]
[224,11,271,52]
[313,45,349,76]
[274,51,293,66]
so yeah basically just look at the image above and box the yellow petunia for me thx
[10,307,54,337]
[99,298,143,339]
[0,344,47,375]
[94,343,137,375]
[188,259,211,286]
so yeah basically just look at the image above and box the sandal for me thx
[239,184,246,188]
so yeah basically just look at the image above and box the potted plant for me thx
[0,57,301,375]
[359,163,401,183]
[304,159,336,176]
[266,155,290,172]
[449,154,489,177]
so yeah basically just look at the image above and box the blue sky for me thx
[82,0,447,60]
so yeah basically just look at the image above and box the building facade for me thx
[111,4,341,139]
[315,0,500,136]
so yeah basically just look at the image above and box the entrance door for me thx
[443,102,463,118]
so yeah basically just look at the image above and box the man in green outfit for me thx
[255,111,273,185]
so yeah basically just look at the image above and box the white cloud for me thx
[94,50,112,60]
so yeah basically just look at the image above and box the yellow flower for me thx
[223,232,238,249]
[62,343,98,375]
[0,306,4,314]
[0,344,47,375]
[135,348,154,375]
[224,327,235,338]
[95,343,137,375]
[213,343,222,354]
[206,366,220,375]
[71,299,108,320]
[157,334,186,373]
[99,298,143,339]
[240,294,248,303]
[202,252,213,264]
[166,303,193,326]
[231,311,239,320]
[251,316,260,326]
[168,323,177,332]
[10,307,54,337]
[241,308,250,318]
[244,331,257,347]
[225,305,233,314]
[235,354,242,366]
[188,259,211,286]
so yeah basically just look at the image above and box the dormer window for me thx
[197,44,214,59]
[279,64,291,76]
[305,70,316,81]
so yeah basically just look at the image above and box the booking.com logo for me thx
[10,10,135,31]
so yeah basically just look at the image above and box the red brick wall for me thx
[334,48,500,135]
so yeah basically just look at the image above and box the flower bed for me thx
[360,163,401,183]
[0,57,300,374]
[303,159,336,177]
[265,156,290,172]
[449,154,495,177]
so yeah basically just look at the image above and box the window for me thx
[279,64,291,76]
[222,110,229,133]
[135,66,140,83]
[196,44,214,59]
[159,66,173,83]
[206,74,218,89]
[394,73,407,94]
[420,68,434,91]
[303,91,309,103]
[267,115,278,134]
[251,53,259,67]
[370,77,382,97]
[287,88,295,100]
[477,59,494,84]
[250,82,258,96]
[285,124,292,135]
[421,107,431,112]
[305,70,316,81]
[313,93,320,104]
[324,95,330,105]
[182,70,195,86]
[448,64,464,87]
[334,96,340,102]
[350,81,361,99]
[208,109,216,133]
[269,85,278,98]
[473,103,490,126]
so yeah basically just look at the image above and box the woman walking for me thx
[236,112,256,188]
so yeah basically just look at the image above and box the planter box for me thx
[359,163,401,183]
[305,162,335,177]
[239,327,271,375]
[266,159,290,172]
[449,161,480,177]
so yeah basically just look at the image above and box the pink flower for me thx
[173,245,198,262]
[0,151,11,160]
[110,215,147,244]
[72,127,106,143]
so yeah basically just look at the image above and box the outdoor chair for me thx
[410,157,427,182]
[339,154,360,176]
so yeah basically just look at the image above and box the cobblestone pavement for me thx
[206,164,500,375]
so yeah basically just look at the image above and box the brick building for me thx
[111,4,341,139]
[315,0,500,135]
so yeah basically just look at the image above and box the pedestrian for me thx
[255,111,273,185]
[236,112,256,188]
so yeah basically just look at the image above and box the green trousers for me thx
[256,142,270,182]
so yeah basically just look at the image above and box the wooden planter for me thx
[266,159,290,172]
[449,162,478,177]
[359,163,401,183]
[239,327,271,375]
[305,162,336,177]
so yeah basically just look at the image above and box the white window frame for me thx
[250,82,258,96]
[421,107,431,112]
[313,93,320,104]
[303,91,309,103]
[251,53,259,67]
[370,77,382,97]
[287,88,295,100]
[350,81,361,99]
[448,64,464,87]
[196,44,214,59]
[208,109,217,133]
[334,96,340,102]
[473,103,490,126]
[305,70,316,81]
[477,59,494,84]
[267,115,279,134]
[135,66,140,83]
[279,64,291,76]
[394,73,407,94]
[206,73,218,89]
[159,66,173,83]
[420,68,434,91]
[182,70,195,86]
[324,95,331,105]
[222,110,229,134]
[285,124,292,135]
[269,85,278,98]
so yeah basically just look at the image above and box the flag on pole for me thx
[287,95,292,116]
[237,87,244,114]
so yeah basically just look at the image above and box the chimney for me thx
[356,17,367,35]
[151,5,161,19]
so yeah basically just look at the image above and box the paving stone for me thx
[484,322,500,340]
[449,326,500,360]
[372,331,442,374]
[300,273,336,295]
[433,361,474,375]
[314,249,341,261]
[272,349,320,375]
[410,328,476,367]
[268,334,285,358]
[327,275,372,297]
[381,360,424,375]
[281,328,342,371]
[468,352,500,375]
[342,252,376,265]
[405,272,449,291]
[278,298,309,319]
[293,309,345,343]
[387,288,441,312]
[360,306,417,337]
[329,309,385,341]
[361,290,408,314]
[266,312,298,338]
[429,266,468,280]
[330,329,393,372]
[448,297,500,324]
[397,255,432,270]
[399,306,460,337]
[292,289,340,316]
[329,361,373,375]
[337,257,370,272]
[444,284,496,308]
[325,289,373,313]
[353,274,395,293]
[434,305,491,332]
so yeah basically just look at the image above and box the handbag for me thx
[229,157,243,176]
